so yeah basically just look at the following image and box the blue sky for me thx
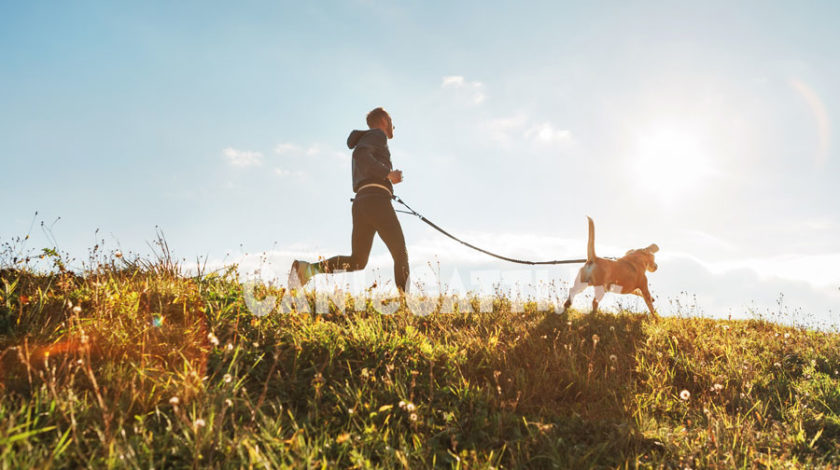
[2,1,838,323]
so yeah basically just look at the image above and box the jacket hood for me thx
[347,130,367,149]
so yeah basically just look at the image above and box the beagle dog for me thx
[561,217,659,315]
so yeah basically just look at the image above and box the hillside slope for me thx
[1,265,840,468]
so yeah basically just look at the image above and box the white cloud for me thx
[483,115,575,149]
[524,122,574,146]
[484,114,528,145]
[441,75,486,104]
[274,141,348,161]
[223,147,263,167]
[274,167,305,178]
[274,143,301,154]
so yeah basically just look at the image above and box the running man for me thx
[287,107,410,293]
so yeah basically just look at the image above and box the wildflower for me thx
[784,333,790,339]
[66,300,73,309]
[398,400,406,409]
[409,413,418,422]
[406,402,416,412]
[774,362,782,368]
[194,418,206,428]
[713,383,723,392]
[226,343,234,351]
[225,399,233,407]
[223,374,232,383]
[169,396,180,406]
[207,332,219,346]
[679,390,690,401]
[609,354,618,363]
[252,342,259,348]
[72,305,82,314]
[609,326,615,332]
[348,408,355,415]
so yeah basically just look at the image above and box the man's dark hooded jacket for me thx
[347,128,393,194]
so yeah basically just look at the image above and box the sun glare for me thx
[632,125,714,203]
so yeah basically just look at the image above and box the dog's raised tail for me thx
[586,216,596,262]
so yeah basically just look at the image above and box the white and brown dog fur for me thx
[561,217,659,315]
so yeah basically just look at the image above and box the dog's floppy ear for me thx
[646,244,659,253]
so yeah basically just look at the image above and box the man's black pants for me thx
[320,189,409,292]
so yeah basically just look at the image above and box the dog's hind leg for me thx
[592,286,606,313]
[561,272,587,314]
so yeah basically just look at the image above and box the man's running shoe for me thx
[287,260,312,290]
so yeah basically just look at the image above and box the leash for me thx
[391,195,588,266]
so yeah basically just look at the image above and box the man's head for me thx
[366,107,394,139]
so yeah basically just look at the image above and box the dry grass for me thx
[1,242,840,468]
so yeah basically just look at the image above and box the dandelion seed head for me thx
[679,390,690,401]
[406,403,416,412]
[609,354,618,362]
[409,413,418,422]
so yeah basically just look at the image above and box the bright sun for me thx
[632,125,714,203]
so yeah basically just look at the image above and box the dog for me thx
[561,217,659,315]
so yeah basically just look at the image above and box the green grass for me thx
[2,250,840,469]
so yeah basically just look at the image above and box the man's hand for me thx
[388,170,403,184]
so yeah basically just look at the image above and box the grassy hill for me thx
[2,255,840,469]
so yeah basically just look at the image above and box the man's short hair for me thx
[366,107,389,128]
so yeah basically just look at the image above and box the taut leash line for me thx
[392,195,588,266]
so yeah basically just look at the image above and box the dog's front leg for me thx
[640,284,657,316]
[562,272,587,314]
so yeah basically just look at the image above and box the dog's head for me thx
[625,244,659,272]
